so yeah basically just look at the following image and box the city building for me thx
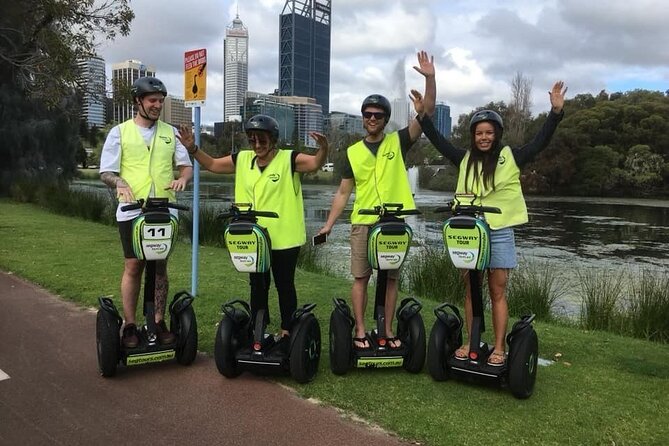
[244,92,296,143]
[277,95,324,148]
[160,96,191,127]
[434,102,452,138]
[111,60,156,123]
[77,56,106,128]
[389,98,410,132]
[327,111,364,136]
[224,14,249,122]
[279,0,331,115]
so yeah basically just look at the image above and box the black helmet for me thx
[361,94,391,119]
[245,114,280,141]
[131,77,167,99]
[469,109,504,132]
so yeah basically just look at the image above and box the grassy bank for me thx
[1,200,667,445]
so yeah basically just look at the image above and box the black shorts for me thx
[118,220,137,259]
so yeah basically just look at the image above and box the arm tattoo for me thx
[100,171,128,189]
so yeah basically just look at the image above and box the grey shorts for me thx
[489,227,517,269]
[350,224,400,279]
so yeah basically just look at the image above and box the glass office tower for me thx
[279,0,331,115]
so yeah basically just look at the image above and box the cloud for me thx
[96,0,669,126]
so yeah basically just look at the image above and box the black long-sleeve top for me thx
[417,110,564,168]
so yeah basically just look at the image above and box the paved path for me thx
[0,272,410,445]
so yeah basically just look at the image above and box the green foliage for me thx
[403,245,464,305]
[624,270,669,343]
[578,268,626,332]
[508,260,567,321]
[0,0,134,104]
[0,0,134,195]
[572,145,623,195]
[180,203,227,248]
[437,88,669,197]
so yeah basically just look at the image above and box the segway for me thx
[329,203,426,375]
[213,203,321,384]
[96,198,198,377]
[426,194,538,399]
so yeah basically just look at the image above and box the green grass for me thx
[1,200,668,446]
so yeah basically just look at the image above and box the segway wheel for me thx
[289,314,321,383]
[96,310,120,377]
[507,327,539,399]
[329,309,352,375]
[401,313,426,373]
[214,313,243,378]
[427,319,458,381]
[174,306,198,365]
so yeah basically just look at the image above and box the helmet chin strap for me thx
[137,100,158,122]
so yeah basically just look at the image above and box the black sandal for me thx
[353,337,371,350]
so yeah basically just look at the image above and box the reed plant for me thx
[577,267,626,332]
[507,260,567,321]
[624,269,669,343]
[296,242,332,276]
[403,245,463,305]
[180,203,227,247]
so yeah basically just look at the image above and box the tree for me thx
[506,72,533,147]
[0,1,134,193]
[0,0,134,105]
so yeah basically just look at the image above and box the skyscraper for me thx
[111,60,156,123]
[77,56,106,128]
[434,102,452,138]
[279,0,331,115]
[224,14,248,122]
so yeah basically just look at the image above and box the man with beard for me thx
[100,76,193,348]
[317,51,436,351]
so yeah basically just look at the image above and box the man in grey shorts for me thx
[317,51,435,350]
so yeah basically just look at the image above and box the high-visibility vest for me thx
[456,146,528,229]
[235,149,306,249]
[347,132,415,225]
[119,119,176,202]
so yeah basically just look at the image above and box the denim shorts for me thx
[488,227,517,269]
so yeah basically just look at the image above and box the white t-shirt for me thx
[100,121,192,222]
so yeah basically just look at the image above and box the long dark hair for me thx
[464,122,503,192]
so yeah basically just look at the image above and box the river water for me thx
[189,181,669,271]
[75,178,669,315]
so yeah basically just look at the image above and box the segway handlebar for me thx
[120,198,190,212]
[357,203,421,217]
[217,203,279,220]
[434,201,501,216]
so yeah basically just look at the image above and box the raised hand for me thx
[409,89,425,116]
[177,124,196,153]
[413,50,435,78]
[549,81,568,113]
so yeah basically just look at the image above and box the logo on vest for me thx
[268,173,280,182]
[159,136,172,144]
[382,150,395,160]
[498,155,506,165]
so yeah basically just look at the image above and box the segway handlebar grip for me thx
[166,202,190,211]
[120,200,144,212]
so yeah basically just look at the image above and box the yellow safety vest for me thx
[347,132,416,225]
[235,149,306,249]
[456,146,528,230]
[119,119,176,202]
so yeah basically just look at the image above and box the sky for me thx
[96,0,669,127]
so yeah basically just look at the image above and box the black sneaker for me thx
[156,320,176,345]
[122,323,139,348]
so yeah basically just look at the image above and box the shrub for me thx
[624,269,669,343]
[577,268,626,332]
[404,245,464,305]
[508,260,568,321]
